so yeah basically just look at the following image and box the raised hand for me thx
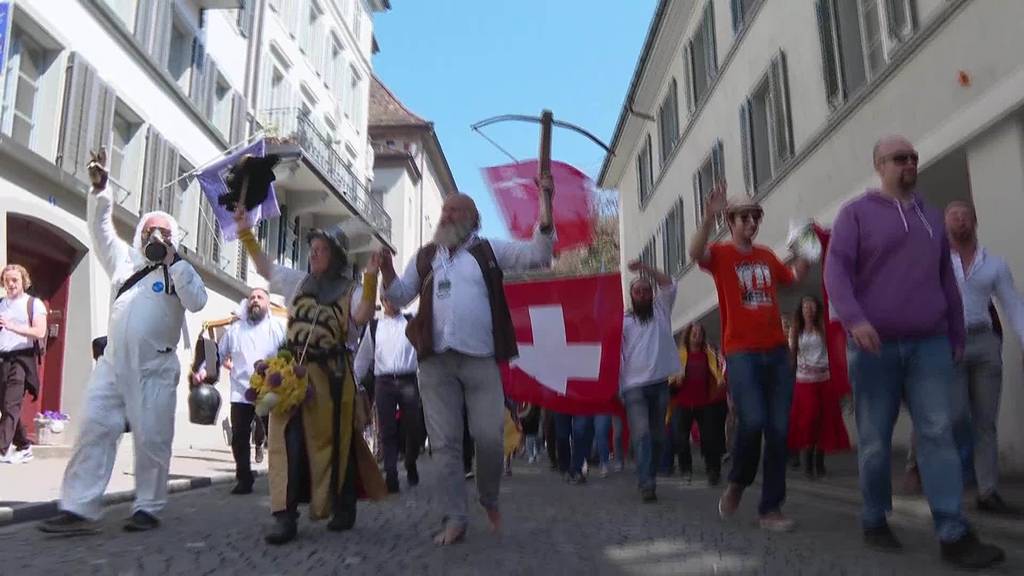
[87,147,109,192]
[706,180,727,218]
[627,259,645,273]
[233,206,247,231]
[365,251,381,275]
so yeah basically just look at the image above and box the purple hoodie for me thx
[825,189,965,352]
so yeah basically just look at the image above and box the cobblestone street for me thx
[3,456,1019,575]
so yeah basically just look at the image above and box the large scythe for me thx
[471,111,613,231]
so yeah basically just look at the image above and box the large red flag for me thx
[500,274,623,415]
[483,160,595,254]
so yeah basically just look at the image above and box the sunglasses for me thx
[734,211,763,224]
[886,152,919,166]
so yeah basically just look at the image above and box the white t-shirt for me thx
[0,294,47,353]
[219,314,287,404]
[620,283,682,391]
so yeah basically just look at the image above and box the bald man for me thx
[381,180,554,545]
[825,136,1004,568]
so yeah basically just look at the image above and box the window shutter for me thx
[712,139,724,182]
[203,62,219,120]
[885,0,916,42]
[683,43,695,115]
[815,0,844,109]
[57,53,115,183]
[141,127,179,215]
[661,219,670,272]
[132,0,154,51]
[238,0,254,38]
[230,92,248,144]
[705,3,718,78]
[771,51,794,161]
[692,171,702,228]
[189,36,207,109]
[730,0,743,31]
[136,0,172,67]
[738,99,754,195]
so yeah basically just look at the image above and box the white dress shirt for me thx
[218,312,288,404]
[951,247,1024,346]
[386,229,554,358]
[620,282,682,391]
[353,313,418,378]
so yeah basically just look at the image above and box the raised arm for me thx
[689,182,727,264]
[351,256,380,327]
[86,149,132,278]
[490,227,555,273]
[380,249,421,309]
[234,208,273,280]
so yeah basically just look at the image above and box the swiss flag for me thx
[500,273,623,415]
[483,159,595,254]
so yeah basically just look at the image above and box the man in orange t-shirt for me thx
[689,182,808,533]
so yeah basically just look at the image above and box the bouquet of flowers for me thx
[35,411,71,433]
[247,349,315,417]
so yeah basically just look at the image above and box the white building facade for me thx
[0,0,390,450]
[600,0,1024,471]
[368,76,456,275]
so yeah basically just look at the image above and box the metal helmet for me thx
[188,383,222,426]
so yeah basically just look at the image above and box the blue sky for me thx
[373,0,657,238]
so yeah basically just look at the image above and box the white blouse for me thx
[795,331,830,382]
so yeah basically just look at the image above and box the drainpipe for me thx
[246,0,269,111]
[418,133,426,250]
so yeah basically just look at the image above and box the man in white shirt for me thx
[353,295,421,494]
[0,264,47,464]
[381,184,554,545]
[203,288,286,495]
[944,201,1024,515]
[619,261,682,503]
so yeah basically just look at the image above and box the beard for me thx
[248,305,268,323]
[898,171,917,191]
[949,227,975,244]
[434,220,475,249]
[632,299,654,323]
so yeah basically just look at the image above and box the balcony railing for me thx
[258,108,391,241]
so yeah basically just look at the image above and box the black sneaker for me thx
[567,472,587,485]
[976,492,1021,516]
[406,463,419,487]
[231,482,254,495]
[123,511,160,532]
[38,511,101,535]
[386,473,400,494]
[941,532,1005,569]
[864,525,903,551]
[641,488,657,503]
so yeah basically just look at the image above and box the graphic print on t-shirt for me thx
[734,262,773,308]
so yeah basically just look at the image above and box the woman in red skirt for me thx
[788,296,850,478]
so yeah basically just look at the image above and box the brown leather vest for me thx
[405,240,518,362]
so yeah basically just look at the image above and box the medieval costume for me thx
[238,225,385,545]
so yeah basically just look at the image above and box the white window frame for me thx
[212,75,233,138]
[1,22,61,158]
[166,9,195,93]
[684,2,717,114]
[739,52,793,195]
[636,134,654,208]
[657,79,679,168]
[693,140,725,232]
[108,101,145,201]
[730,0,763,32]
[661,198,686,277]
[102,0,137,29]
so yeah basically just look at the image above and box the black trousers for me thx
[671,400,728,474]
[0,359,27,455]
[543,410,558,467]
[231,402,267,485]
[463,409,474,473]
[374,374,424,476]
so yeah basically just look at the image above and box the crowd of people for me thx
[0,134,1016,570]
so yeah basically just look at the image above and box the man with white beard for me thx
[380,181,555,545]
[39,149,208,535]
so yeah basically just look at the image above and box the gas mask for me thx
[144,230,169,263]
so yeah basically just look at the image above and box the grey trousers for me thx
[418,351,504,529]
[952,330,1003,497]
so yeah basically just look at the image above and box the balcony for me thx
[257,108,392,249]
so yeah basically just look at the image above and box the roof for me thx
[368,75,430,129]
[597,0,672,188]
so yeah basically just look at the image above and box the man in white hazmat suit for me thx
[39,149,208,535]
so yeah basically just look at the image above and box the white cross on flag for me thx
[500,274,624,415]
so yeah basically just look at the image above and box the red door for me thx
[6,215,82,442]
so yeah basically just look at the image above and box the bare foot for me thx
[485,507,502,533]
[433,524,466,546]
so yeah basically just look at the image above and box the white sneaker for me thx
[599,463,609,478]
[2,450,25,464]
[15,446,33,463]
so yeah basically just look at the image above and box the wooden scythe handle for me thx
[538,110,553,176]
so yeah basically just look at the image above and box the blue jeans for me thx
[726,347,793,515]
[594,415,612,465]
[554,414,595,475]
[623,382,670,491]
[849,336,967,542]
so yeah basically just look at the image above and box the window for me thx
[167,15,194,92]
[197,193,222,266]
[301,1,322,65]
[270,67,288,109]
[140,127,181,216]
[661,198,686,276]
[693,140,725,232]
[640,236,657,271]
[236,0,254,37]
[730,0,762,31]
[352,1,363,43]
[346,66,362,127]
[739,52,793,194]
[325,35,345,91]
[657,80,679,167]
[108,103,144,197]
[684,2,717,114]
[1,31,45,149]
[816,0,917,109]
[636,134,654,207]
[213,78,233,137]
[103,0,137,28]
